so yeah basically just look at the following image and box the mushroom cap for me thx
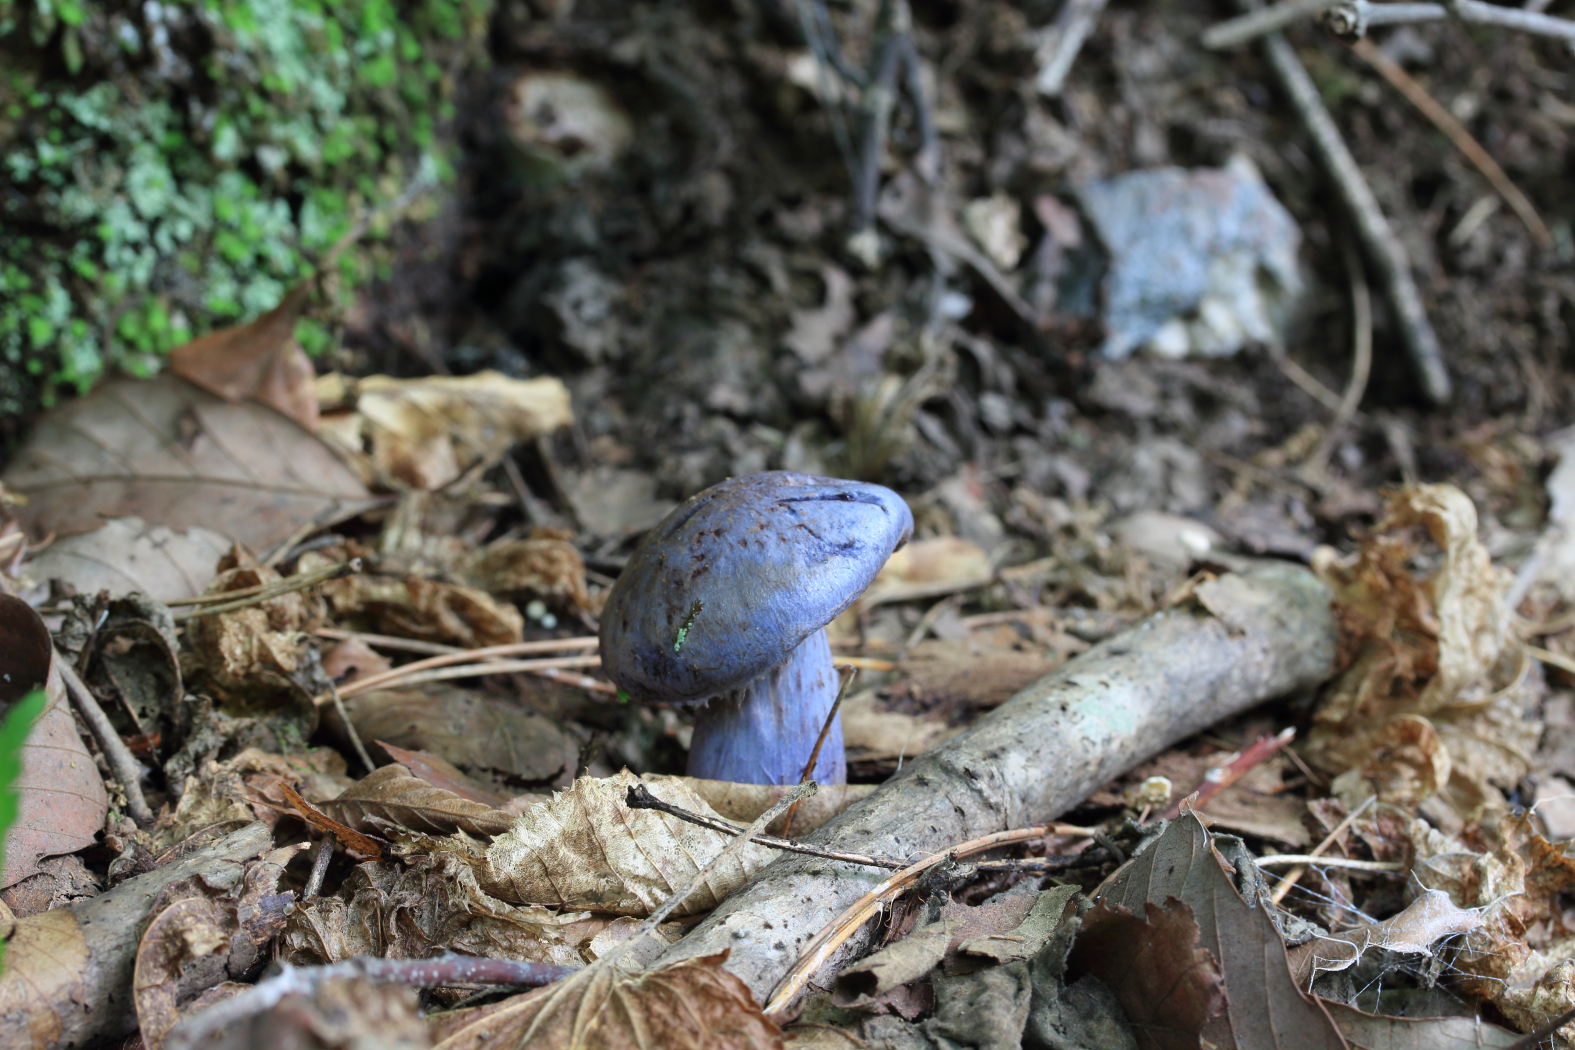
[599,471,913,705]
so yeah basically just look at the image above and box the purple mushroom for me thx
[599,471,913,785]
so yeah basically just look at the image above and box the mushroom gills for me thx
[686,627,845,786]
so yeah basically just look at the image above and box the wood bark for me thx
[0,821,272,1049]
[654,563,1338,1000]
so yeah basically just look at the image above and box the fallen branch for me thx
[651,563,1337,1000]
[0,822,273,1047]
[1248,2,1452,404]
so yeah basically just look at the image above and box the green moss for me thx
[0,0,491,413]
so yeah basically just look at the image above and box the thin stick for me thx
[313,629,613,696]
[55,653,154,826]
[1270,794,1375,904]
[171,559,363,621]
[165,952,576,1050]
[327,680,376,774]
[625,781,906,870]
[1305,236,1374,478]
[1033,0,1112,96]
[1503,1003,1575,1050]
[1351,38,1552,251]
[1251,6,1452,404]
[1160,727,1296,821]
[763,822,1059,1016]
[303,837,335,900]
[783,667,858,838]
[975,847,1113,873]
[318,656,603,704]
[325,636,601,696]
[1327,0,1575,40]
[1203,0,1336,49]
[1253,854,1404,873]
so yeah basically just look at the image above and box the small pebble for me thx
[524,599,547,620]
[539,613,558,630]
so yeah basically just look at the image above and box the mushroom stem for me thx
[687,628,845,786]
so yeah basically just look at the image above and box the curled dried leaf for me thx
[481,770,776,916]
[323,764,513,838]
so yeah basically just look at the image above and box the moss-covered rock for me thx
[0,0,490,415]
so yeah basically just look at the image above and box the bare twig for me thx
[782,666,859,837]
[1503,1003,1575,1050]
[1250,11,1452,403]
[1350,38,1553,250]
[1033,0,1112,96]
[327,680,376,775]
[166,953,577,1050]
[1304,235,1373,477]
[1203,0,1336,49]
[1326,0,1575,40]
[1159,726,1296,821]
[974,846,1114,873]
[313,628,614,696]
[303,837,335,900]
[55,653,154,826]
[1270,794,1375,904]
[1253,853,1404,873]
[625,782,906,869]
[322,656,602,702]
[763,822,1062,1016]
[171,559,363,621]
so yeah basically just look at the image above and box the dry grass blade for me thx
[1350,38,1552,251]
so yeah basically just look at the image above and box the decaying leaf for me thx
[329,685,577,792]
[1095,814,1345,1049]
[480,769,777,916]
[323,763,513,838]
[377,742,507,806]
[461,534,591,612]
[210,978,431,1050]
[19,517,231,604]
[1066,898,1227,1050]
[185,546,326,720]
[313,370,572,491]
[282,856,591,969]
[156,747,353,853]
[1286,889,1483,987]
[2,373,372,552]
[859,536,994,607]
[134,856,294,1050]
[833,916,960,1007]
[276,782,384,860]
[169,283,320,431]
[308,555,525,648]
[959,884,1080,964]
[431,952,783,1050]
[1307,484,1539,818]
[0,595,108,889]
[840,689,963,772]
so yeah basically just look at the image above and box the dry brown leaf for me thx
[0,595,108,889]
[20,517,232,603]
[2,373,371,551]
[282,856,591,969]
[313,371,572,491]
[168,283,320,431]
[897,639,1066,710]
[833,916,959,1007]
[376,742,507,806]
[481,769,776,916]
[840,689,962,770]
[276,782,384,861]
[431,951,783,1050]
[1286,889,1483,987]
[185,546,325,716]
[1307,484,1535,816]
[1321,1000,1520,1049]
[1067,899,1227,1050]
[860,537,994,607]
[329,685,577,793]
[311,560,525,649]
[323,763,513,838]
[461,536,590,612]
[1094,814,1346,1049]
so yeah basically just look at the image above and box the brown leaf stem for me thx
[170,558,363,621]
